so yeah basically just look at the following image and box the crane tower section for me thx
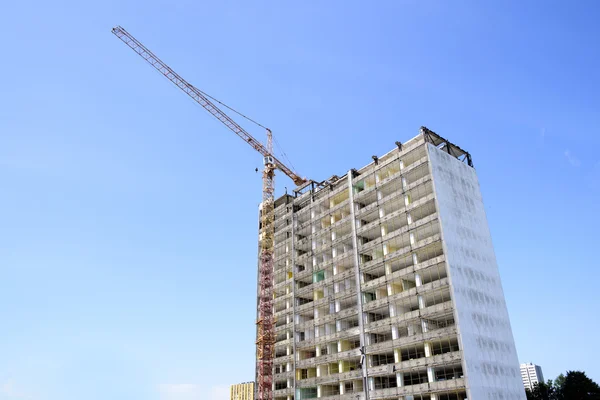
[256,129,275,400]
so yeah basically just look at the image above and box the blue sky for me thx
[1,1,599,399]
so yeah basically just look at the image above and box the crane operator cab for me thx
[263,155,275,166]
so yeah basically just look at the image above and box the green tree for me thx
[555,373,566,390]
[526,380,557,400]
[559,371,600,400]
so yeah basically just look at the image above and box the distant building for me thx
[521,363,544,390]
[230,381,254,400]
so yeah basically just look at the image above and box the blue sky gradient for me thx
[1,1,599,399]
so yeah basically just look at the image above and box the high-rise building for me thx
[231,382,255,400]
[261,127,524,400]
[520,363,544,391]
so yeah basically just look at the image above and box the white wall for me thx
[427,144,525,400]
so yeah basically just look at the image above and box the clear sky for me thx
[1,1,599,399]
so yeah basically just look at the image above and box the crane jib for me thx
[111,26,305,186]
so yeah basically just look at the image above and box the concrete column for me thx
[409,232,416,245]
[430,394,438,400]
[316,346,321,357]
[402,176,407,189]
[348,170,370,400]
[332,247,337,258]
[418,295,425,309]
[406,212,412,224]
[424,342,432,357]
[317,385,322,398]
[412,253,418,266]
[287,378,292,388]
[400,160,404,169]
[404,194,410,207]
[396,372,404,387]
[415,273,422,287]
[331,230,336,240]
[377,190,383,201]
[391,325,399,340]
[394,349,400,363]
[381,224,388,236]
[427,367,435,383]
[383,243,389,256]
[387,283,393,296]
[407,324,415,336]
[379,207,385,218]
[421,319,429,333]
[385,263,392,275]
[368,377,374,391]
[389,303,396,317]
[287,345,292,356]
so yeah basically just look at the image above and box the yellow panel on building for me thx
[230,382,254,400]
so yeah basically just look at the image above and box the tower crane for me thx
[112,26,307,400]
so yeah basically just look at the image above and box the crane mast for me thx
[112,26,304,400]
[257,128,275,400]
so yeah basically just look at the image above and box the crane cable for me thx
[198,88,298,172]
[197,88,268,131]
[149,63,297,172]
[272,135,297,173]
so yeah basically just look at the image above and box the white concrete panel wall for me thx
[427,144,525,400]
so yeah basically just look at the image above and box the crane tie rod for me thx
[111,25,305,185]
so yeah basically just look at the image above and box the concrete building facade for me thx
[520,363,544,391]
[231,382,255,400]
[263,127,524,400]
